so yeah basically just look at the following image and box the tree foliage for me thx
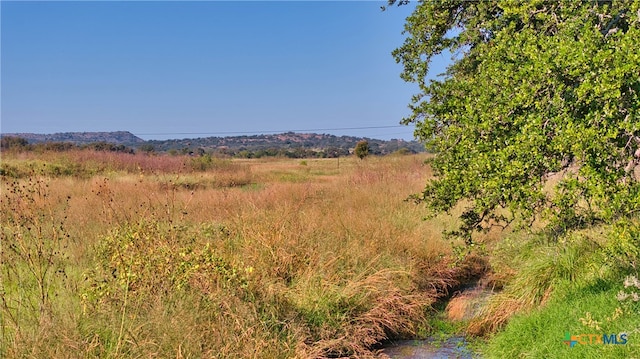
[355,140,370,159]
[0,136,29,150]
[392,0,640,242]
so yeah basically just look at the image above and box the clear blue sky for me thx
[1,1,448,141]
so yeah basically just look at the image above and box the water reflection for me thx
[383,336,477,359]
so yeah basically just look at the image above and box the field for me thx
[1,150,486,358]
[3,149,639,358]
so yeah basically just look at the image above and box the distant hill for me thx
[145,132,425,156]
[2,131,145,146]
[1,131,426,157]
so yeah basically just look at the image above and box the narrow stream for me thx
[383,336,478,358]
[382,275,490,358]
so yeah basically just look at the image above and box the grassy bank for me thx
[475,220,640,358]
[1,151,483,358]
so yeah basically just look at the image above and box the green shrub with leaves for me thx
[354,140,370,160]
[83,220,249,309]
[0,136,30,151]
[80,220,283,358]
[601,218,640,272]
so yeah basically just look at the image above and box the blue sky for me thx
[2,1,449,141]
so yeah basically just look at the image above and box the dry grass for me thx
[1,152,479,358]
[1,149,249,178]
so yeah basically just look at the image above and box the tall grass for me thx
[1,176,73,357]
[1,152,476,357]
[484,281,640,358]
[476,218,640,358]
[0,150,247,178]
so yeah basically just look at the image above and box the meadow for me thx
[2,148,638,358]
[0,149,483,358]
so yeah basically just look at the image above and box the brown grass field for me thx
[1,150,486,358]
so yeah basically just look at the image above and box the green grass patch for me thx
[483,278,640,358]
[480,219,640,358]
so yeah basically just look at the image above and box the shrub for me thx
[355,140,370,160]
[0,136,29,151]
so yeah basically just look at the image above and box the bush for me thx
[0,136,29,150]
[355,140,370,160]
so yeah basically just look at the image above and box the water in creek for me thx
[382,336,478,359]
[382,279,490,358]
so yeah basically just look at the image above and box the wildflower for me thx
[579,312,601,331]
[617,291,629,301]
[606,307,623,322]
[623,275,640,289]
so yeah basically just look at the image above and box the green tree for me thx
[138,143,156,154]
[355,140,370,160]
[392,0,640,242]
[0,136,29,150]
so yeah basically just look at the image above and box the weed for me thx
[1,175,71,356]
[617,274,640,311]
